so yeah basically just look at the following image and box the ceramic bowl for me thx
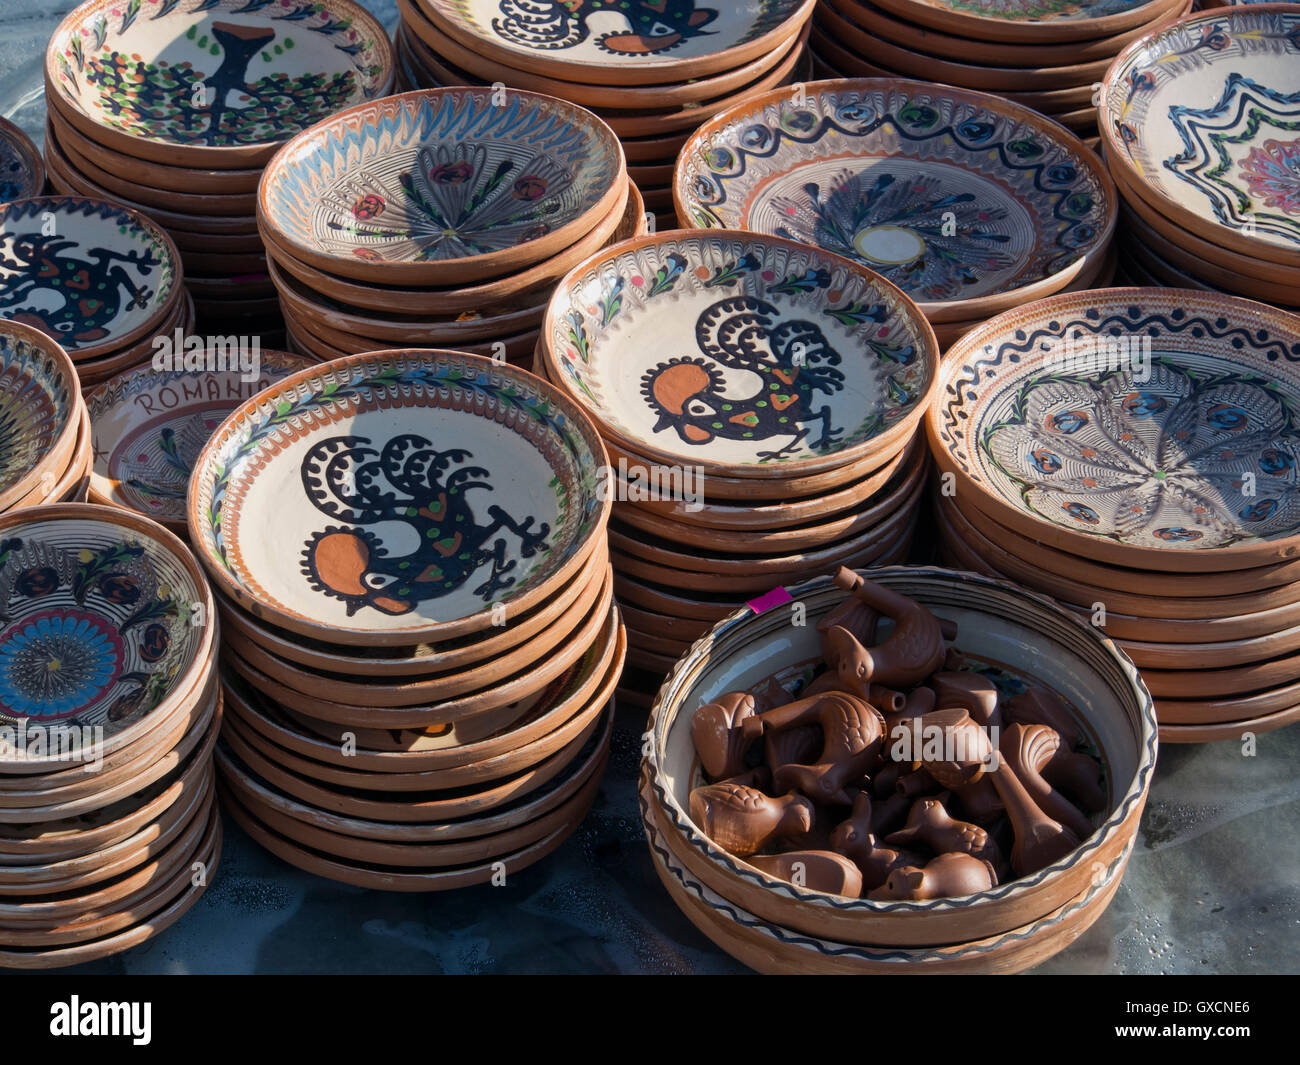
[538,230,939,479]
[1099,5,1300,269]
[675,79,1116,322]
[0,118,45,204]
[929,287,1300,571]
[187,350,611,647]
[869,0,1181,42]
[642,565,1156,947]
[44,0,394,170]
[413,0,817,86]
[258,87,627,286]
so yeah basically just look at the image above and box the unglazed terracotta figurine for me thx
[689,783,815,858]
[886,796,1003,869]
[1000,724,1093,839]
[884,684,935,737]
[761,693,886,805]
[868,852,997,901]
[830,793,925,889]
[1042,748,1107,813]
[986,755,1081,877]
[1004,687,1084,749]
[764,723,822,775]
[748,850,864,897]
[804,665,907,714]
[691,690,766,780]
[718,767,773,792]
[817,593,880,649]
[952,776,1005,826]
[896,707,994,789]
[932,672,1002,728]
[828,567,950,688]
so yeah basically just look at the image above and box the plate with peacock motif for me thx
[674,79,1115,320]
[44,0,394,168]
[186,350,611,646]
[538,231,939,478]
[258,87,627,286]
[929,288,1300,571]
[1100,5,1300,268]
[85,350,313,533]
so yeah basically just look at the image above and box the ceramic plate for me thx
[0,118,44,204]
[1101,6,1300,265]
[0,321,79,512]
[258,88,626,285]
[415,0,815,85]
[869,0,1177,41]
[540,231,938,477]
[930,288,1300,570]
[45,0,392,164]
[86,350,312,529]
[0,506,210,748]
[675,80,1115,312]
[187,351,610,645]
[0,197,180,359]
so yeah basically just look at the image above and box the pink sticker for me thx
[747,586,793,615]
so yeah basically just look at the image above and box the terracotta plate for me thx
[0,321,80,512]
[869,0,1178,42]
[930,288,1300,570]
[0,117,45,203]
[187,350,610,646]
[540,231,938,478]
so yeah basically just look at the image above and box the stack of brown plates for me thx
[185,351,624,889]
[1,197,192,390]
[257,87,633,368]
[535,229,940,690]
[395,0,816,230]
[0,322,91,514]
[0,504,221,969]
[42,0,395,335]
[1098,6,1300,313]
[810,0,1194,143]
[930,288,1300,744]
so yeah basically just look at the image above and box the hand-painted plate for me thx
[539,232,939,478]
[675,80,1115,315]
[415,0,816,86]
[45,0,393,167]
[929,288,1300,571]
[0,197,180,360]
[259,88,626,286]
[187,351,611,646]
[0,118,45,204]
[86,350,313,531]
[1100,6,1300,267]
[0,321,80,513]
[0,504,213,756]
[868,0,1179,42]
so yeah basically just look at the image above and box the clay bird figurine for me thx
[760,692,887,805]
[830,793,925,889]
[868,852,997,901]
[826,568,950,688]
[1000,723,1093,839]
[886,796,1003,869]
[932,671,1002,728]
[691,690,766,780]
[689,784,815,858]
[748,850,864,897]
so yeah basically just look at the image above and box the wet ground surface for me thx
[4,0,1298,975]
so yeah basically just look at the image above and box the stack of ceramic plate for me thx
[185,350,625,890]
[84,350,314,538]
[41,0,394,336]
[394,0,817,230]
[0,118,45,203]
[809,0,1195,142]
[930,288,1300,744]
[0,503,221,969]
[673,79,1118,351]
[534,230,940,693]
[0,322,91,515]
[1098,5,1300,313]
[1,197,192,390]
[257,87,635,366]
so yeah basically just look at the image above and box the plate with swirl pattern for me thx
[928,288,1300,570]
[0,321,81,513]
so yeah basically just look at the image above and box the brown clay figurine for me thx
[985,755,1081,877]
[828,567,949,688]
[886,796,1002,869]
[748,850,864,897]
[805,664,906,713]
[1004,687,1083,748]
[896,769,939,798]
[884,684,935,737]
[817,592,880,648]
[691,690,765,780]
[932,672,1002,728]
[895,707,994,789]
[764,723,821,774]
[760,692,886,805]
[830,793,925,889]
[718,767,773,792]
[1042,748,1107,813]
[952,776,1004,825]
[689,783,815,858]
[1000,724,1093,839]
[868,852,997,901]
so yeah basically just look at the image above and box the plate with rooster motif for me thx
[674,79,1116,321]
[258,88,627,286]
[0,321,81,514]
[414,0,817,86]
[0,197,181,361]
[538,231,939,478]
[44,0,394,169]
[0,118,45,205]
[85,350,313,534]
[187,350,611,646]
[868,0,1181,42]
[0,504,214,766]
[1100,5,1300,268]
[929,288,1300,571]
